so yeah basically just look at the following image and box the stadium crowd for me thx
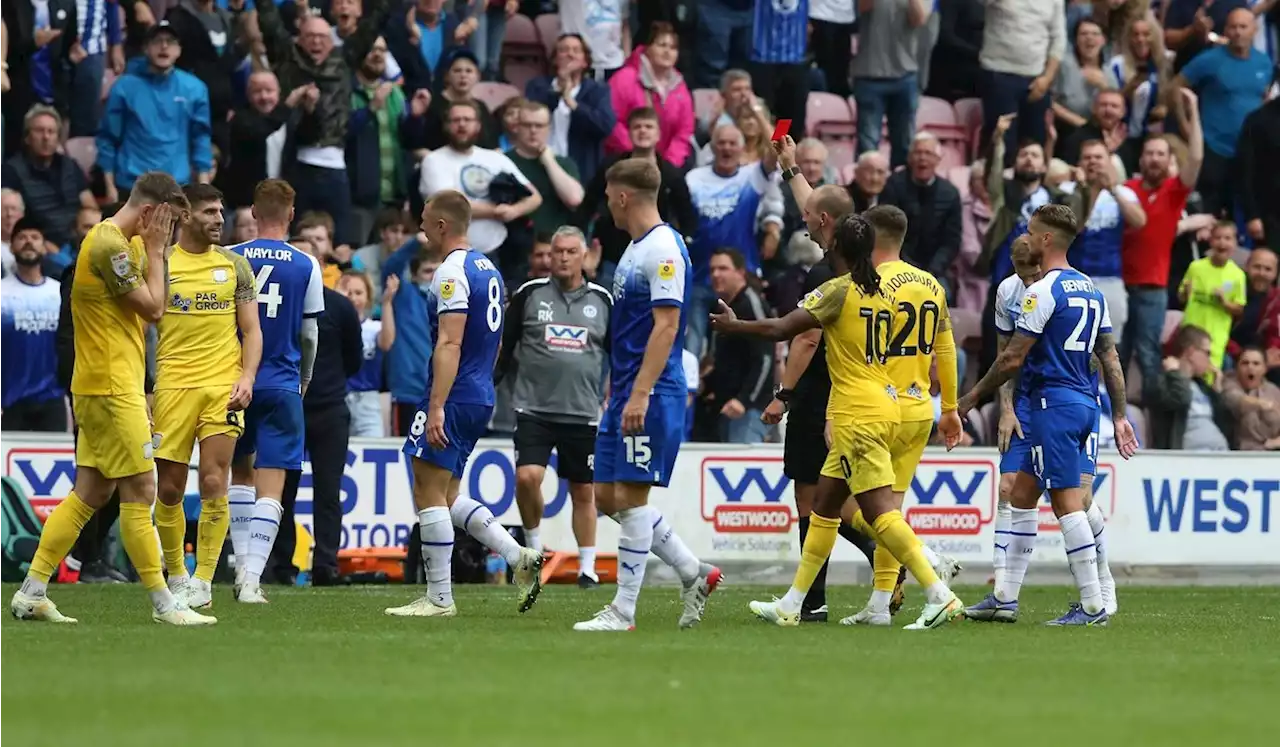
[3,0,1280,454]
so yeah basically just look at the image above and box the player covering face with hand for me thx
[712,213,966,631]
[958,204,1138,626]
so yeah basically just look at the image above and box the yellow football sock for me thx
[872,545,901,593]
[119,502,166,592]
[872,510,940,589]
[154,501,187,577]
[29,491,96,583]
[195,496,230,583]
[850,509,876,540]
[792,513,840,594]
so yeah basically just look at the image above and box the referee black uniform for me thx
[781,256,875,620]
[271,287,363,585]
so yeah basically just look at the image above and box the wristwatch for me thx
[773,384,794,403]
[780,166,801,181]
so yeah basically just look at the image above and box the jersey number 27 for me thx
[1065,297,1102,352]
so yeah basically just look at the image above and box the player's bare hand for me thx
[938,410,963,452]
[720,398,746,420]
[1113,417,1138,459]
[383,274,400,301]
[141,203,176,255]
[228,375,254,411]
[622,391,649,435]
[426,405,448,449]
[761,397,785,425]
[997,409,1023,453]
[823,419,833,449]
[708,299,737,331]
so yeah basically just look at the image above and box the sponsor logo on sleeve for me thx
[657,259,675,280]
[111,251,131,278]
[1022,292,1038,313]
[440,280,456,300]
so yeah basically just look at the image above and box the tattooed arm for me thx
[1094,332,1127,419]
[958,333,1037,416]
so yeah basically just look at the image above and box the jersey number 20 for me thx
[889,301,940,357]
[1065,297,1102,352]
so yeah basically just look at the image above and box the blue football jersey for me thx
[993,273,1034,419]
[0,275,64,408]
[229,239,325,392]
[610,223,690,399]
[427,248,503,406]
[1016,268,1113,409]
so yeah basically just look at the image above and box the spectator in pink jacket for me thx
[954,158,993,313]
[604,22,694,169]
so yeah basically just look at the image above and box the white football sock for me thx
[524,526,541,553]
[649,508,700,584]
[612,506,654,620]
[20,577,48,598]
[244,497,283,585]
[228,484,256,561]
[992,500,1013,591]
[150,587,177,614]
[578,546,597,580]
[995,507,1037,603]
[418,507,454,608]
[779,585,806,614]
[1086,502,1116,611]
[450,497,522,566]
[868,589,892,612]
[1060,510,1103,615]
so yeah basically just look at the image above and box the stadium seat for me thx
[839,162,856,185]
[1162,309,1183,344]
[692,88,722,127]
[976,400,1000,446]
[825,139,855,173]
[473,82,522,111]
[534,14,560,58]
[949,165,971,200]
[502,14,546,89]
[806,92,855,139]
[937,140,967,173]
[917,96,957,130]
[950,307,982,347]
[953,97,984,158]
[64,137,97,177]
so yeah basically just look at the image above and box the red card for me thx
[771,119,792,142]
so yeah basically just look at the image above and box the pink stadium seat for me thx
[1162,309,1183,344]
[917,96,957,130]
[806,92,855,139]
[937,140,967,173]
[953,97,984,158]
[64,137,97,177]
[977,400,1000,447]
[950,307,981,347]
[535,13,560,58]
[825,140,855,173]
[839,163,856,185]
[503,13,546,87]
[949,165,971,199]
[692,88,722,126]
[473,82,522,111]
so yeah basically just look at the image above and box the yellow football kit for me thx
[800,274,900,496]
[153,243,256,463]
[70,221,153,479]
[878,260,960,492]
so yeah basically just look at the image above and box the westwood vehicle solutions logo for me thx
[700,456,794,533]
[902,459,999,535]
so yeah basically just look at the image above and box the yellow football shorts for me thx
[891,418,934,493]
[820,419,899,495]
[153,386,244,463]
[74,393,154,479]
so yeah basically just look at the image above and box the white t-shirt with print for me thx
[419,147,533,255]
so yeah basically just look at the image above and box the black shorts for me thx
[783,408,828,484]
[513,413,597,484]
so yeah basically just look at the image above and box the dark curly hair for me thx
[832,213,880,296]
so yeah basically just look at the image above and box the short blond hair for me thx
[129,172,190,210]
[426,190,473,233]
[605,158,661,201]
[253,179,296,224]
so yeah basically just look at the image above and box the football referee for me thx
[764,136,877,622]
[495,226,612,587]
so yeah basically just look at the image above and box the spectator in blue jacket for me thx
[524,33,616,185]
[381,233,433,437]
[96,22,212,203]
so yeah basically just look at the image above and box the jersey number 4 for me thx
[254,265,284,319]
[1065,297,1102,352]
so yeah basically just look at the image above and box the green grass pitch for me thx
[3,583,1277,746]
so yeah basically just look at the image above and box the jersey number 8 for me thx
[486,277,502,332]
[254,265,283,319]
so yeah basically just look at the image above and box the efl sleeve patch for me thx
[657,259,675,280]
[440,279,456,300]
[1021,293,1038,313]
